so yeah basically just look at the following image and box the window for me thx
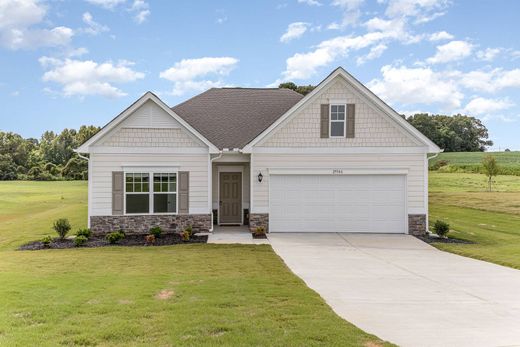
[330,104,346,137]
[153,173,177,213]
[125,172,177,214]
[125,173,149,214]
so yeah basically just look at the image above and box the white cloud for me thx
[367,65,464,109]
[428,31,453,41]
[159,57,239,96]
[81,12,109,35]
[426,40,473,64]
[463,97,513,116]
[85,0,126,10]
[460,68,520,93]
[297,0,322,6]
[282,17,413,80]
[0,0,74,50]
[280,22,309,43]
[39,57,145,98]
[476,47,501,62]
[385,0,449,22]
[356,43,387,65]
[330,0,365,28]
[130,0,150,24]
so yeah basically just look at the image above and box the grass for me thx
[429,172,520,269]
[429,151,520,175]
[0,181,388,346]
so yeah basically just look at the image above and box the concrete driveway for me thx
[268,233,520,347]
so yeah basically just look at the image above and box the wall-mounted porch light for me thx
[257,171,263,183]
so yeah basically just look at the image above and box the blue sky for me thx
[1,0,519,150]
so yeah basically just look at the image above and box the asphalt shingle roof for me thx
[171,88,304,149]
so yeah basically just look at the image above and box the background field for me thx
[429,172,520,269]
[429,151,520,175]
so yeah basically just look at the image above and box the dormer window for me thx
[329,104,346,137]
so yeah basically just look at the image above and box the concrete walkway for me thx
[207,225,269,244]
[268,233,520,347]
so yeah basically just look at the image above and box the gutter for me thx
[427,149,444,161]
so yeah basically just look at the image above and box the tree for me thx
[0,154,17,180]
[407,114,493,152]
[482,155,499,192]
[278,82,315,95]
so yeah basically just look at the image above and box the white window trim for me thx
[123,170,179,216]
[329,103,346,138]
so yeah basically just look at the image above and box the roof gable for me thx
[76,92,219,153]
[243,67,441,153]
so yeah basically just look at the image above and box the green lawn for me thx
[429,172,520,269]
[0,181,388,346]
[429,151,520,175]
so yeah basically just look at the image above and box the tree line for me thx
[0,126,100,181]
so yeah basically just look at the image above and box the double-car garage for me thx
[269,174,407,233]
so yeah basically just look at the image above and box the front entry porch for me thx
[207,224,269,244]
[212,153,251,228]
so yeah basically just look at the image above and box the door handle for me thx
[219,200,222,205]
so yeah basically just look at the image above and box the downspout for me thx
[424,149,443,233]
[208,151,223,232]
[75,150,90,227]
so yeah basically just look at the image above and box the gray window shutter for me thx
[320,104,329,138]
[112,171,124,215]
[346,104,355,138]
[178,171,189,214]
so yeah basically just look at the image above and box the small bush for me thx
[106,230,125,244]
[76,228,92,238]
[185,225,193,236]
[431,159,449,170]
[41,235,53,247]
[53,218,71,239]
[181,230,190,241]
[432,220,450,237]
[145,234,156,244]
[149,226,162,238]
[74,235,88,247]
[255,226,266,235]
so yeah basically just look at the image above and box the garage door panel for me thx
[270,174,406,233]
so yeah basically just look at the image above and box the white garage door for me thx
[269,174,406,233]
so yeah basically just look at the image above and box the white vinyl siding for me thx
[251,153,425,215]
[90,153,209,216]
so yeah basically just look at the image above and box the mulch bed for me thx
[19,233,208,251]
[415,234,474,244]
[252,233,268,239]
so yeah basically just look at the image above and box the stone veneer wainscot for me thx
[90,214,211,234]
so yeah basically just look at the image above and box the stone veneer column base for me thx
[249,213,269,233]
[90,214,212,235]
[408,214,427,236]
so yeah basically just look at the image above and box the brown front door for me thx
[219,172,242,224]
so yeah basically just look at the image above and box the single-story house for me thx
[76,67,441,235]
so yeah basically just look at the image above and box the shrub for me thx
[185,225,193,236]
[53,218,71,239]
[145,234,156,245]
[76,228,92,238]
[106,230,125,244]
[431,159,449,170]
[74,235,88,247]
[149,226,162,238]
[255,226,266,235]
[181,230,190,241]
[432,220,450,238]
[41,235,53,247]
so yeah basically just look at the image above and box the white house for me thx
[76,67,441,235]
